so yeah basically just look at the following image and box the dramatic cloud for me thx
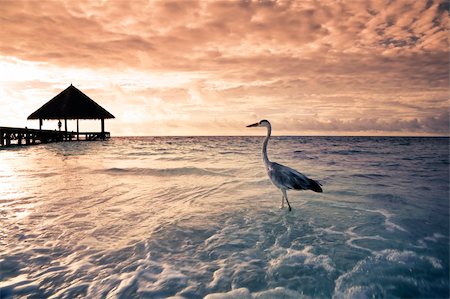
[0,0,448,135]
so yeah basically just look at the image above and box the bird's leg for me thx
[280,192,285,209]
[282,189,292,212]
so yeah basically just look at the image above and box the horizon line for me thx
[112,134,450,138]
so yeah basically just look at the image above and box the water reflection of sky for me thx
[0,137,448,298]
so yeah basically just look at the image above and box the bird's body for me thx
[267,162,323,192]
[247,120,322,211]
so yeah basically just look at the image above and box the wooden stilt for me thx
[64,119,68,141]
[101,118,105,140]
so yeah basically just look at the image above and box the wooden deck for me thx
[0,127,110,147]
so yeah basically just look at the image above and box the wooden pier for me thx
[2,84,114,147]
[0,127,110,147]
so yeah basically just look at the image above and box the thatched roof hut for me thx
[28,84,114,120]
[28,84,114,139]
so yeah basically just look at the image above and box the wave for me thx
[351,173,390,179]
[325,149,381,156]
[218,151,244,155]
[333,249,446,299]
[98,167,232,177]
[126,151,175,156]
[204,287,306,299]
[368,209,408,233]
[365,193,407,205]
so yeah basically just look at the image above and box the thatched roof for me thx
[28,84,115,120]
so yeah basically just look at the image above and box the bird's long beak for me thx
[246,122,259,127]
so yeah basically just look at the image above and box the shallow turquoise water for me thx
[0,136,448,298]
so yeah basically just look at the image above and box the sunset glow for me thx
[0,0,448,136]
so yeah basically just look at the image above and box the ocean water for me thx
[0,136,448,299]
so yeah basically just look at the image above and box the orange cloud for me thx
[0,0,448,135]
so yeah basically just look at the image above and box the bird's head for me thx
[246,119,271,128]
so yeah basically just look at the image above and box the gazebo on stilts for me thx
[27,84,115,141]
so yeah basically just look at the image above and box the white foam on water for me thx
[314,225,346,236]
[424,232,448,242]
[268,245,335,274]
[323,203,409,234]
[344,226,386,253]
[333,249,446,299]
[374,209,408,233]
[414,232,449,249]
[424,256,443,270]
[354,207,408,233]
[204,287,252,299]
[204,286,309,299]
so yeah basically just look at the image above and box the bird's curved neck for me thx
[262,125,271,167]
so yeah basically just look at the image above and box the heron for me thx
[247,120,322,211]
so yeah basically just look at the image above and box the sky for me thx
[0,0,448,136]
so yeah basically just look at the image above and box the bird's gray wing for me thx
[268,162,310,190]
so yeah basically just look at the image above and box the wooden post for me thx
[39,119,43,130]
[77,119,79,140]
[64,118,67,141]
[101,118,105,140]
[18,133,22,145]
[0,130,3,146]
